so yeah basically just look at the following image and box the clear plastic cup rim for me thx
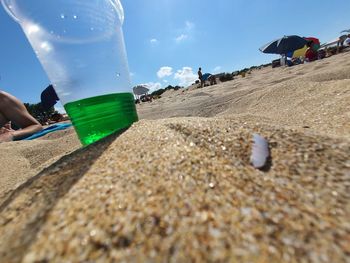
[1,0,124,25]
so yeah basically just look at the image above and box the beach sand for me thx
[0,128,80,204]
[0,52,349,262]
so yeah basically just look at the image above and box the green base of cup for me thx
[64,93,138,146]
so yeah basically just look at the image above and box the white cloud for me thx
[174,67,198,87]
[175,34,188,43]
[213,66,222,73]
[175,21,195,44]
[185,21,195,30]
[150,38,159,45]
[157,66,173,78]
[143,82,162,93]
[163,80,168,83]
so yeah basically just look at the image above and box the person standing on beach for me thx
[0,91,42,142]
[198,67,204,88]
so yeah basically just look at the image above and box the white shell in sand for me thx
[250,134,270,169]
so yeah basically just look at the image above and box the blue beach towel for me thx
[23,123,73,140]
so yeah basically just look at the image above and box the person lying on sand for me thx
[0,91,42,142]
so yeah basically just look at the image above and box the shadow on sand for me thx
[0,129,127,263]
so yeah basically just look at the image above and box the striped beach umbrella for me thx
[287,37,320,58]
[259,35,307,55]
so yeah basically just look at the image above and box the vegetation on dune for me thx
[219,73,234,82]
[151,85,183,97]
[24,102,58,124]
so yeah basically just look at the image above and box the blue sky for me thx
[0,0,349,108]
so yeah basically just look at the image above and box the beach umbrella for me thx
[133,85,149,96]
[289,37,320,58]
[289,46,308,58]
[259,35,308,55]
[202,73,211,81]
[305,37,320,50]
[305,37,320,45]
[285,37,320,58]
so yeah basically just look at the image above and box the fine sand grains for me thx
[0,118,349,262]
[0,128,80,204]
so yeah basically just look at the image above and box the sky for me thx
[0,0,349,111]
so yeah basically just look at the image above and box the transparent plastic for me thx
[2,0,138,145]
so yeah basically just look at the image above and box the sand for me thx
[0,52,349,262]
[0,128,80,204]
[139,53,350,138]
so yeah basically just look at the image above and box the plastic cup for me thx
[1,0,138,145]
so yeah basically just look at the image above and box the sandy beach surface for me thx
[0,52,349,262]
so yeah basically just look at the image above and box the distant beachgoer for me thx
[198,67,204,88]
[337,35,347,53]
[318,49,326,60]
[286,57,294,67]
[344,34,350,47]
[305,41,317,62]
[208,74,217,85]
[0,91,42,142]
